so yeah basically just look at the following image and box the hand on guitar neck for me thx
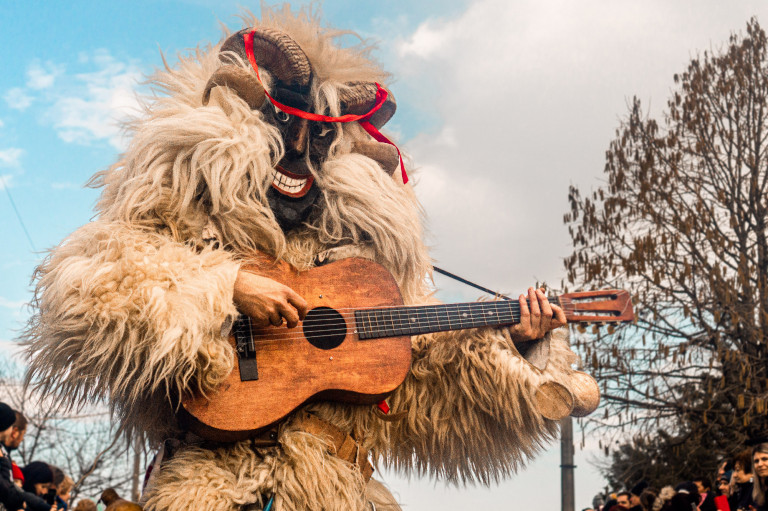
[235,266,562,344]
[508,287,567,343]
[233,269,309,328]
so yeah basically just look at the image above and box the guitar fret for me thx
[356,292,604,341]
[385,309,395,337]
[393,309,403,336]
[415,307,429,335]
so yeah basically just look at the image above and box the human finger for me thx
[278,301,301,329]
[268,308,283,327]
[518,292,530,328]
[537,288,552,333]
[528,287,540,329]
[551,304,567,328]
[286,288,309,320]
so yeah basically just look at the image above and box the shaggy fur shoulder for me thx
[22,221,240,441]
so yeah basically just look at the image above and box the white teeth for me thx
[271,169,308,193]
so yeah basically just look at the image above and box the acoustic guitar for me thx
[180,253,634,441]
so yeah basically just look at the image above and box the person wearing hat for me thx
[629,481,649,510]
[0,401,25,511]
[18,461,58,511]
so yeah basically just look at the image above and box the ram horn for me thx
[219,27,312,87]
[340,81,396,129]
[351,141,399,176]
[204,28,312,109]
[202,65,266,109]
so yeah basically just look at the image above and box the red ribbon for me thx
[243,30,408,184]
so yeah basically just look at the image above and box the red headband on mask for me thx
[243,30,408,184]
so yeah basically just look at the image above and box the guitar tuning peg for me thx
[591,324,599,334]
[577,323,587,333]
[607,324,615,334]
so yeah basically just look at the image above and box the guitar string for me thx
[235,301,625,345]
[231,295,630,317]
[233,299,624,325]
[232,300,625,339]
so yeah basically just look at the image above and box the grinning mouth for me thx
[271,166,315,198]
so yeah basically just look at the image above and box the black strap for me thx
[432,266,512,301]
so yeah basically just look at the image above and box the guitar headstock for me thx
[558,289,635,324]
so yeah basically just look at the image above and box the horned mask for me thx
[202,28,402,231]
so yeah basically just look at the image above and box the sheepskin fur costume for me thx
[22,6,593,511]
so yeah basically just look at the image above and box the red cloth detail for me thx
[243,30,408,184]
[11,462,23,482]
[713,495,730,511]
[377,400,390,414]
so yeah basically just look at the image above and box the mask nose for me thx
[285,118,310,157]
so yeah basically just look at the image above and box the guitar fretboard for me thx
[354,299,562,340]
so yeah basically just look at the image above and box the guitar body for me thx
[180,254,412,441]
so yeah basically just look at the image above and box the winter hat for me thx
[631,480,649,496]
[21,461,53,493]
[0,402,15,431]
[11,462,24,483]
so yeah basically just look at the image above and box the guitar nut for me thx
[329,356,333,361]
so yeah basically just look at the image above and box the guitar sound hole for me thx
[302,307,346,350]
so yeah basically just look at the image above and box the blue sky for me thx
[4,1,768,509]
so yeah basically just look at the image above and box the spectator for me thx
[0,402,24,511]
[56,475,73,510]
[639,488,658,511]
[21,461,58,511]
[617,491,632,510]
[752,442,768,511]
[717,470,733,497]
[630,481,649,511]
[731,449,755,511]
[656,486,676,511]
[693,476,717,511]
[676,481,701,511]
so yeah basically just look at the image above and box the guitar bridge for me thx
[233,315,259,381]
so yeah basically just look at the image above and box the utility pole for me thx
[561,416,575,511]
[131,436,142,501]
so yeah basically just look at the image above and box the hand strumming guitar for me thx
[233,269,309,328]
[508,287,567,342]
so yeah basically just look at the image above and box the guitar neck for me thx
[354,299,562,340]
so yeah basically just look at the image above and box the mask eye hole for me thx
[273,104,290,124]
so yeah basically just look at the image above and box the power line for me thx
[3,181,36,252]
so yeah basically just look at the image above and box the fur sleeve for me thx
[22,221,240,440]
[372,325,576,484]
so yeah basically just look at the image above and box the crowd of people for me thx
[0,402,99,511]
[584,442,768,511]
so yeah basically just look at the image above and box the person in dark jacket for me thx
[693,476,717,511]
[20,462,58,511]
[0,402,24,511]
[731,449,756,511]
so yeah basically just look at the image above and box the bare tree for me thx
[564,18,768,454]
[0,358,145,501]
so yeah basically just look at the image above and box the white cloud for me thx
[0,118,4,128]
[26,60,64,90]
[0,297,26,310]
[390,0,761,297]
[4,88,33,111]
[49,50,142,150]
[0,174,11,190]
[0,148,23,168]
